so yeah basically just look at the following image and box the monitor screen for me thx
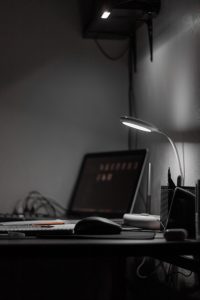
[69,149,148,218]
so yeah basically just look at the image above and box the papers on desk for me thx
[0,219,75,236]
[0,219,66,226]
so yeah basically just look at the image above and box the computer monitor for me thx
[68,149,148,218]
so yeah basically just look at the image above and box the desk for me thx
[0,234,200,257]
[0,235,199,300]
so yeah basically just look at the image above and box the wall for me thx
[133,0,200,214]
[0,0,129,212]
[2,0,199,217]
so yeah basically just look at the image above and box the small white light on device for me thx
[101,11,111,19]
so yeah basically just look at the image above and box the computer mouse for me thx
[74,216,122,235]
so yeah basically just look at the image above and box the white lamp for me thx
[120,115,184,185]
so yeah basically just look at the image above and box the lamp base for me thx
[123,213,160,230]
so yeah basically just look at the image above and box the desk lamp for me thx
[120,116,184,186]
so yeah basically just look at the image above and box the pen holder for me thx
[160,186,174,229]
[160,185,196,230]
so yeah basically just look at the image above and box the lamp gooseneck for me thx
[157,130,184,186]
[120,115,184,186]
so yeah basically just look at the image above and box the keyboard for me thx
[0,223,75,236]
[0,213,64,223]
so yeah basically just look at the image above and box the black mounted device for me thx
[79,0,161,61]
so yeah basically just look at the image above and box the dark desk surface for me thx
[0,234,199,258]
[0,234,199,300]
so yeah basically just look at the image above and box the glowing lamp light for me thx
[101,11,111,19]
[120,116,184,185]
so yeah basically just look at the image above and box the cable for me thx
[182,142,186,185]
[172,270,193,278]
[166,262,194,290]
[128,37,133,150]
[159,220,165,231]
[94,35,138,150]
[136,257,163,279]
[94,39,129,61]
[13,190,68,218]
[128,35,138,150]
[136,257,148,279]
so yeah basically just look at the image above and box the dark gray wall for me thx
[0,0,129,212]
[133,0,200,213]
[2,0,198,216]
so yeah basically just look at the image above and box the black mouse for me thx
[74,216,122,235]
